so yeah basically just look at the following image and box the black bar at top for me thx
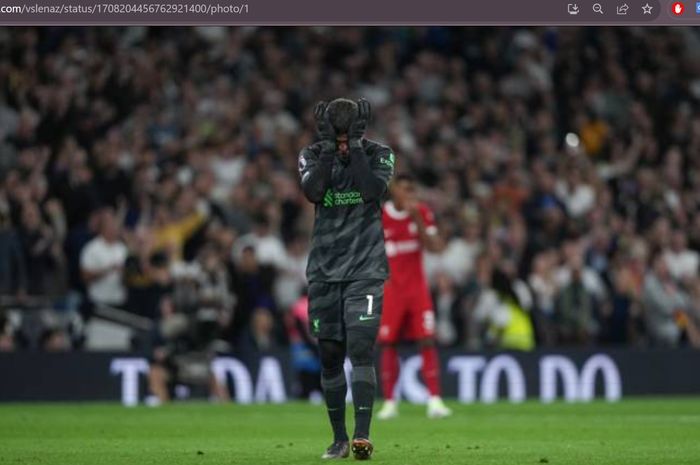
[1,0,700,25]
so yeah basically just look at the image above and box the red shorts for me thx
[378,280,435,344]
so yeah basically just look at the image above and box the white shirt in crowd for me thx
[80,237,128,306]
[555,182,595,219]
[234,232,288,269]
[664,249,700,280]
[424,238,481,284]
[211,155,246,202]
[554,266,607,300]
[528,273,558,315]
[274,251,309,311]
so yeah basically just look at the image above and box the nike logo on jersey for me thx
[359,315,377,321]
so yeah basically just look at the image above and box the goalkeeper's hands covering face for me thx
[348,98,371,150]
[314,101,337,153]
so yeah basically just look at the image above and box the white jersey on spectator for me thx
[80,237,128,306]
[235,232,288,269]
[555,182,596,219]
[424,238,481,285]
[555,266,607,300]
[663,249,700,280]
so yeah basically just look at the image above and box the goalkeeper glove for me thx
[347,98,371,150]
[314,101,336,153]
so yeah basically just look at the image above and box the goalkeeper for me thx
[298,98,395,460]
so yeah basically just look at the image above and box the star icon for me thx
[642,3,653,14]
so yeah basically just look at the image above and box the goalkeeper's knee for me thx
[319,338,345,369]
[347,331,376,368]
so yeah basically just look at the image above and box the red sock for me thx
[380,346,399,400]
[421,346,441,397]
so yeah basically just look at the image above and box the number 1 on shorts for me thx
[366,294,373,315]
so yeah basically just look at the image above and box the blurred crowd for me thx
[1,27,700,357]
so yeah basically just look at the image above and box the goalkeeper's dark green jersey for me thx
[298,138,395,283]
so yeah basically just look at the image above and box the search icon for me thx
[592,3,604,13]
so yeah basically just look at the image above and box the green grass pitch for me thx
[1,398,699,464]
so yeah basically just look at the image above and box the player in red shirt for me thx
[376,174,452,419]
